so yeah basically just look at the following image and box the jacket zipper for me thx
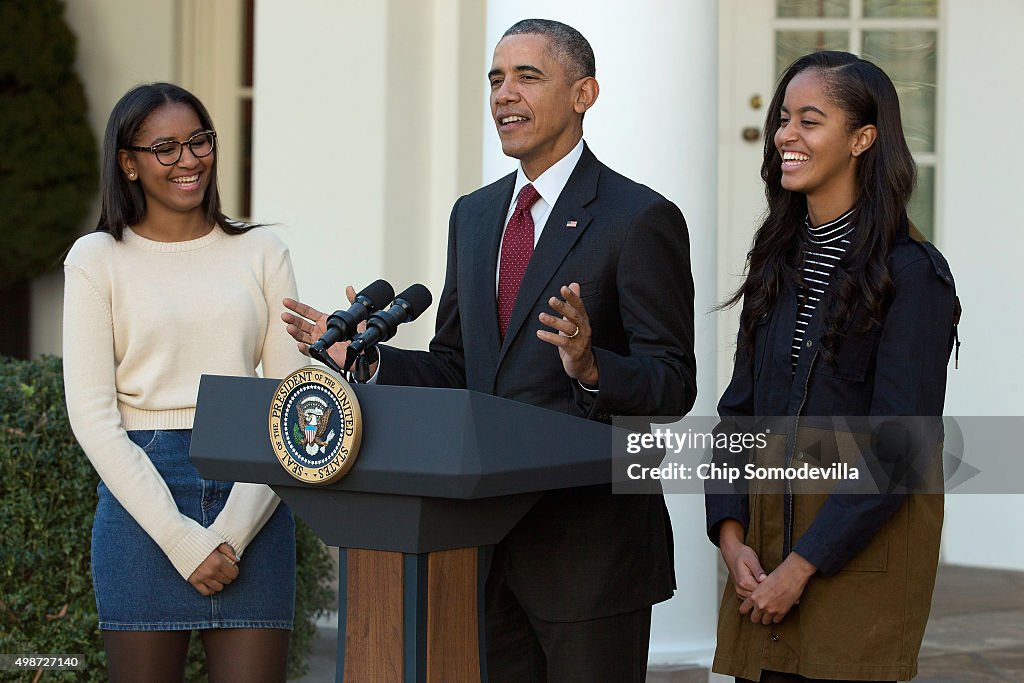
[786,349,818,556]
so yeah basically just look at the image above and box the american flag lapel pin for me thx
[565,219,578,228]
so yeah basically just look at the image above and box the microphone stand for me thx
[344,345,379,384]
[310,346,343,374]
[350,353,373,384]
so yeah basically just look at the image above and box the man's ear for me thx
[574,77,599,115]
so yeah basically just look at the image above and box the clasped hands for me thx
[188,543,240,597]
[280,282,598,385]
[718,519,816,625]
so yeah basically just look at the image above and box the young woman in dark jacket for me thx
[706,51,957,682]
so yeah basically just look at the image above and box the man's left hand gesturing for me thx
[538,283,599,387]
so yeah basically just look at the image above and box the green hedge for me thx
[0,0,98,288]
[0,356,335,680]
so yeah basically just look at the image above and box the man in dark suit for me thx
[283,18,695,682]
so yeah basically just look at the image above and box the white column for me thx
[484,1,720,666]
[938,0,1024,570]
[252,1,484,351]
[252,0,390,321]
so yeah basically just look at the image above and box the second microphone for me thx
[346,284,433,360]
[308,279,395,357]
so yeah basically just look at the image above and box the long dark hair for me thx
[96,82,251,239]
[722,51,916,366]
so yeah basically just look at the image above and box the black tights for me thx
[102,628,289,683]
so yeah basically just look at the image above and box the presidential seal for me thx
[268,366,362,484]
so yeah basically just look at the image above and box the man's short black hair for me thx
[502,19,596,82]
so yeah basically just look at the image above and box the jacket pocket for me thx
[578,278,601,299]
[839,537,888,572]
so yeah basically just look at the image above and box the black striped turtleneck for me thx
[792,209,855,370]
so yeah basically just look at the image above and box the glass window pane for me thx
[908,165,934,240]
[864,0,937,18]
[862,31,937,153]
[777,0,850,18]
[776,31,849,79]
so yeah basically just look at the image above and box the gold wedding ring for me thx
[567,323,580,339]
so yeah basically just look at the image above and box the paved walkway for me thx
[914,564,1024,681]
[292,563,1024,682]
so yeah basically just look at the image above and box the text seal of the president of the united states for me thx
[269,366,362,484]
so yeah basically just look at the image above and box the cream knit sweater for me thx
[63,226,306,581]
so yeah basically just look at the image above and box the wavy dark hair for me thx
[722,51,916,366]
[96,82,251,239]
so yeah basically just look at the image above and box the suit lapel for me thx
[463,173,515,371]
[497,147,600,369]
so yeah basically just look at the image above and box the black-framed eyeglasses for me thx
[126,130,217,166]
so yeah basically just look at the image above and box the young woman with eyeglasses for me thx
[63,83,303,682]
[706,52,958,682]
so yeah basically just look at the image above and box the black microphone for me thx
[309,279,394,359]
[347,284,433,358]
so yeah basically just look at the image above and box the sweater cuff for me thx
[210,528,244,560]
[166,525,225,581]
[208,483,281,558]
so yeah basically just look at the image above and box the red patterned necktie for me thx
[497,183,541,337]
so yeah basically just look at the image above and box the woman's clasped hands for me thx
[187,543,240,597]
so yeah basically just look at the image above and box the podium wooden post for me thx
[191,376,647,682]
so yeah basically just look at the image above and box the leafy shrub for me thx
[0,356,335,680]
[0,0,98,289]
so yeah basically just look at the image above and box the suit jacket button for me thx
[805,340,813,348]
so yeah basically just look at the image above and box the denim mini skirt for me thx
[91,429,295,631]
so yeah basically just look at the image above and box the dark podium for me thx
[190,375,642,683]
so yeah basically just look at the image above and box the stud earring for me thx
[128,171,136,179]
